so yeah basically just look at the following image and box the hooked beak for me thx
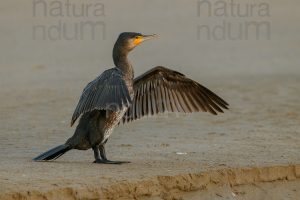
[141,34,158,42]
[133,34,158,46]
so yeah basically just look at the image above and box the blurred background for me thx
[0,1,299,198]
[0,0,299,172]
[1,0,299,86]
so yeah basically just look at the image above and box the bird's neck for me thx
[113,47,134,79]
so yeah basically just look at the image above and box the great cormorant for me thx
[33,32,229,164]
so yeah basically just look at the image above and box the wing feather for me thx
[71,68,131,126]
[122,66,228,123]
[142,84,148,116]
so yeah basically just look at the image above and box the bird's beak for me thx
[142,34,158,42]
[133,34,158,46]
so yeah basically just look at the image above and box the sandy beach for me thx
[0,0,299,199]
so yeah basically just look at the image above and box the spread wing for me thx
[71,68,132,126]
[122,66,228,123]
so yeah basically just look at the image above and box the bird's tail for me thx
[33,144,72,161]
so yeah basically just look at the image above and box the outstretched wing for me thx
[122,66,228,123]
[71,68,132,126]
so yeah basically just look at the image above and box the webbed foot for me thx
[93,159,130,164]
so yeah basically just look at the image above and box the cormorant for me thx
[33,32,229,164]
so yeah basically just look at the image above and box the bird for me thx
[33,32,229,164]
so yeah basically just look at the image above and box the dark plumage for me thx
[123,66,228,123]
[33,32,229,164]
[71,68,132,126]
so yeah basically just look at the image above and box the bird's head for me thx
[115,32,158,52]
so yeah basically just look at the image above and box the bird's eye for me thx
[135,36,140,39]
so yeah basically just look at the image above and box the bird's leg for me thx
[94,145,130,164]
[99,144,108,160]
[92,146,101,163]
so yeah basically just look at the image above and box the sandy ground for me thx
[0,0,300,199]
